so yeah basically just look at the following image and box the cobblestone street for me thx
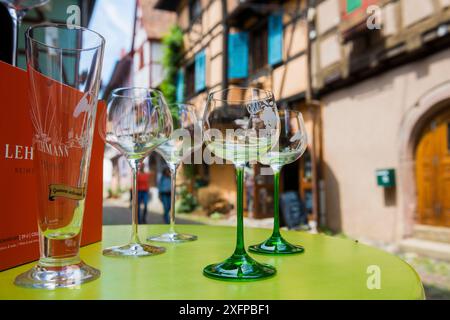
[102,188,202,226]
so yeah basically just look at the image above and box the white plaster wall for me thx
[322,48,450,242]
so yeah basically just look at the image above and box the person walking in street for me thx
[137,166,152,224]
[158,167,172,224]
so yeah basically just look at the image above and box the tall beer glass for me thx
[15,24,105,289]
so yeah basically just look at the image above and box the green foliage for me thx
[175,185,198,214]
[182,164,195,180]
[160,25,184,121]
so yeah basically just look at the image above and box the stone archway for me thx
[397,81,450,240]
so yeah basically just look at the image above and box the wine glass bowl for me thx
[105,88,172,160]
[204,88,279,167]
[249,109,308,255]
[102,88,172,257]
[202,87,280,281]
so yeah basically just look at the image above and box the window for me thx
[151,41,163,62]
[185,62,195,98]
[189,0,201,24]
[249,22,268,73]
[149,41,164,87]
[348,29,382,72]
[184,51,206,98]
[139,47,145,69]
[151,64,164,87]
[194,50,206,92]
[268,13,283,66]
[228,32,249,79]
[143,41,150,65]
[176,69,184,102]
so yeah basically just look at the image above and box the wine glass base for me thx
[102,242,165,257]
[203,253,276,281]
[248,235,305,255]
[14,261,100,289]
[147,232,198,243]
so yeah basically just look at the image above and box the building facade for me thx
[156,0,450,246]
[155,0,322,225]
[103,0,175,196]
[312,0,450,244]
[133,0,176,88]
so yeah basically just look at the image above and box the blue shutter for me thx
[176,69,184,103]
[268,13,283,66]
[195,50,206,92]
[228,32,249,79]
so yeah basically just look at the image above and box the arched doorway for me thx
[398,81,450,239]
[415,109,450,227]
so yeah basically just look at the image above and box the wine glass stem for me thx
[168,164,178,234]
[8,8,25,67]
[234,164,246,256]
[272,167,282,238]
[130,159,142,244]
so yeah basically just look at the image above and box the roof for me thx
[154,0,181,11]
[140,0,176,39]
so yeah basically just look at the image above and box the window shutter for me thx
[228,32,249,79]
[346,0,362,13]
[176,69,184,103]
[268,13,283,66]
[195,50,206,92]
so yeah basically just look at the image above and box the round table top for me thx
[0,225,424,300]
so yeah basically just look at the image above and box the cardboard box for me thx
[0,61,104,271]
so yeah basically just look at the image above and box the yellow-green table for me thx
[0,225,424,300]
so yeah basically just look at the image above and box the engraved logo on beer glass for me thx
[29,74,94,249]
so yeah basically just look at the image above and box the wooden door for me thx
[416,111,450,227]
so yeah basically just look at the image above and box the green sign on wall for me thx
[376,169,396,188]
[346,0,362,14]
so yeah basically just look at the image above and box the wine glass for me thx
[147,104,202,243]
[249,109,308,254]
[202,87,280,281]
[0,0,49,66]
[101,87,172,257]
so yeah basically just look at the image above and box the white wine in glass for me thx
[249,109,308,255]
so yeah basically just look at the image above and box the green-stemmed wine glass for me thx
[202,87,280,281]
[249,109,308,254]
[147,104,202,243]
